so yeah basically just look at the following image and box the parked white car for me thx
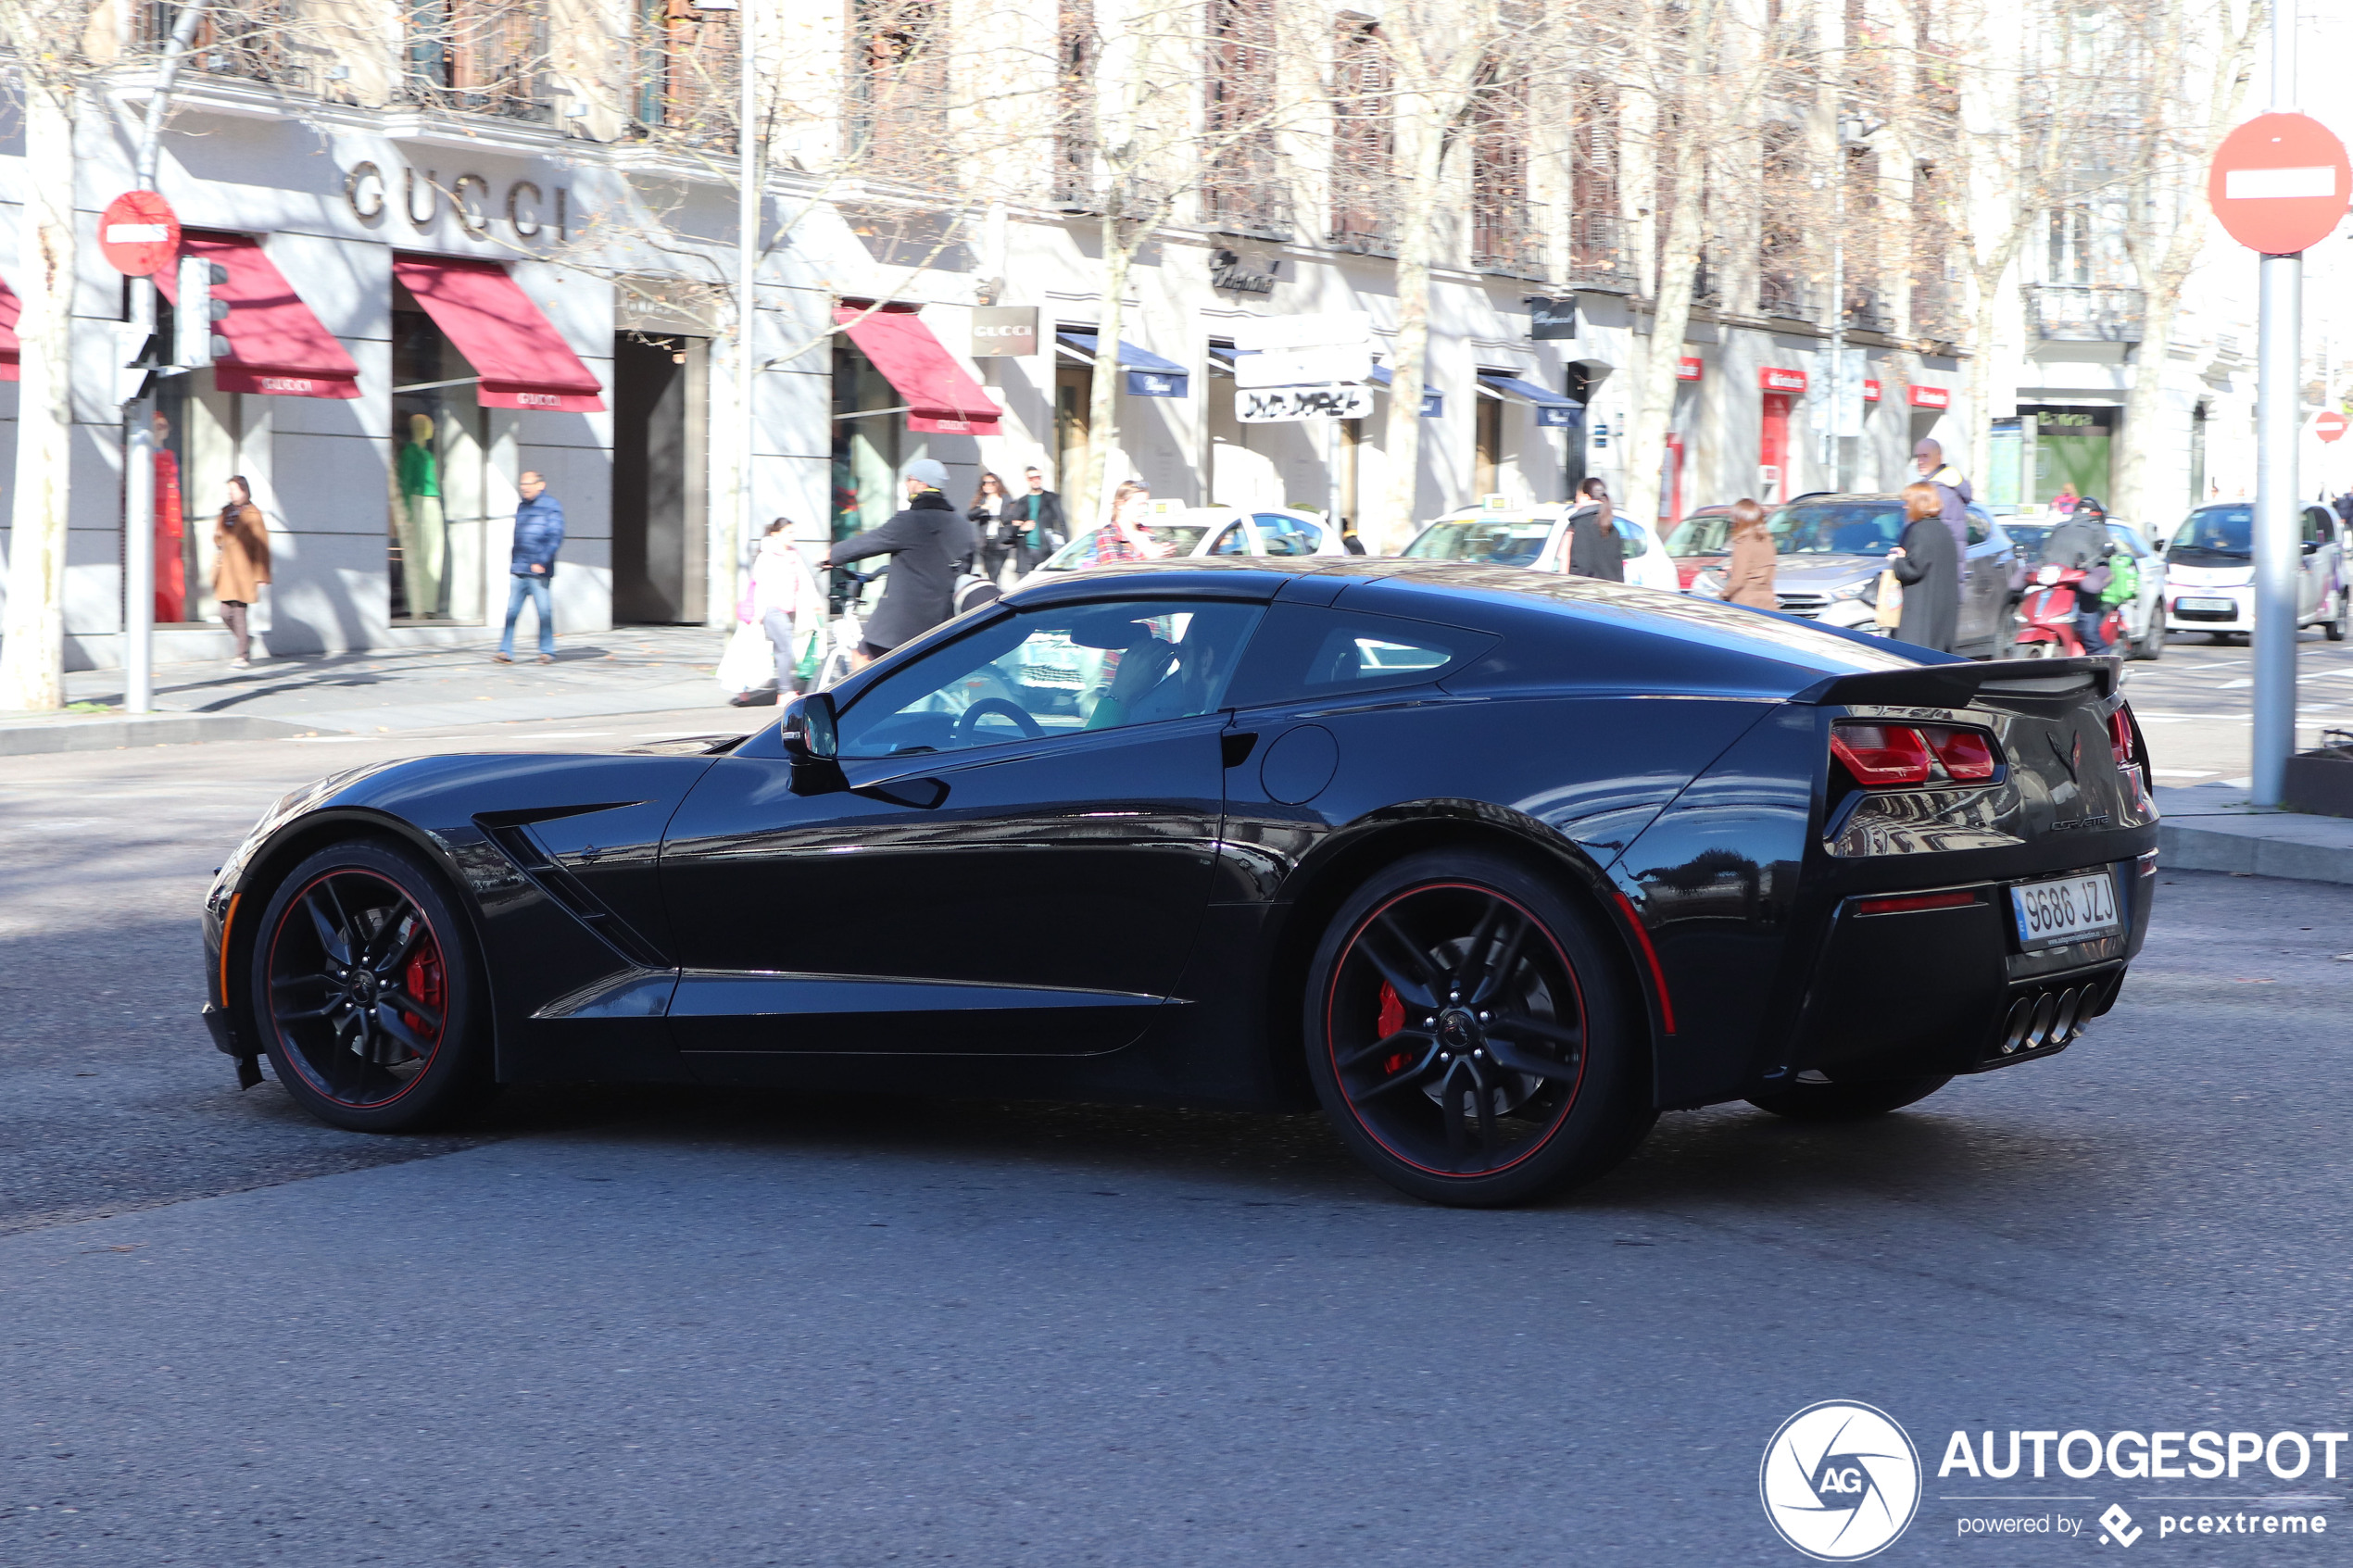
[1025,506,1347,581]
[1397,504,1681,594]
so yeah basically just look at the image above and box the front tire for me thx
[1747,1073,1951,1122]
[1303,848,1655,1207]
[248,839,491,1133]
[2327,589,2349,642]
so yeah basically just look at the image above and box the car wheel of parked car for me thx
[2328,589,2349,643]
[2133,616,2166,660]
[1303,847,1655,1207]
[1746,1073,1952,1122]
[248,839,491,1134]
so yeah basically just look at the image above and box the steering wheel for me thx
[954,697,1044,744]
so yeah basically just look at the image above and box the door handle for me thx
[1221,731,1259,768]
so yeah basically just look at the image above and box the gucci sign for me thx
[345,161,570,243]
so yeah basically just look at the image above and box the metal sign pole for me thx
[2250,5,2298,807]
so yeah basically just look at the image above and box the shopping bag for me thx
[1873,570,1904,631]
[717,621,774,696]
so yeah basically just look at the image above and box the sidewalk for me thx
[2155,783,2353,886]
[0,626,738,756]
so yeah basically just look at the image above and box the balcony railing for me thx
[1565,211,1636,292]
[142,0,306,93]
[1327,214,1400,257]
[1759,272,1813,320]
[1202,174,1294,242]
[1843,289,1895,334]
[2029,284,2145,344]
[1471,204,1547,282]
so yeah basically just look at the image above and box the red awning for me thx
[392,256,605,412]
[0,274,20,383]
[835,305,1000,433]
[156,234,360,399]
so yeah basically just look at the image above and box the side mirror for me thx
[780,693,847,796]
[779,691,837,761]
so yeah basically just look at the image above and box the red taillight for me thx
[2108,705,2135,767]
[1831,723,1934,786]
[1921,725,1996,781]
[1832,721,2003,789]
[1856,891,1980,915]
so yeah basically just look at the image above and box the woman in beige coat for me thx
[1720,496,1778,610]
[212,475,271,669]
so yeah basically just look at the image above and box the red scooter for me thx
[2015,562,2124,658]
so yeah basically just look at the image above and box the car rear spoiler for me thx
[1792,656,2118,709]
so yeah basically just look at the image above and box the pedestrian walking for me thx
[1720,496,1778,609]
[1887,481,1961,654]
[731,519,827,708]
[1913,438,1973,549]
[969,471,1015,584]
[1012,467,1066,574]
[212,475,271,670]
[2333,491,2352,531]
[497,470,564,664]
[1565,479,1624,582]
[822,457,977,665]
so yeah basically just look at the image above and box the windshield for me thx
[2171,506,2251,559]
[2006,523,2051,558]
[1403,519,1554,566]
[1767,501,1907,558]
[1666,514,1731,555]
[1038,523,1210,571]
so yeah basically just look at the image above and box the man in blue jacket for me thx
[497,470,564,663]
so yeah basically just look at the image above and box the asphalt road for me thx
[2,717,2349,1566]
[2120,624,2353,784]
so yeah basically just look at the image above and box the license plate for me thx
[2010,872,2122,949]
[2177,596,2234,612]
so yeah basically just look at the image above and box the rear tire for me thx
[2327,589,2348,643]
[1747,1073,1952,1122]
[248,839,492,1133]
[2133,615,2166,659]
[1303,848,1655,1207]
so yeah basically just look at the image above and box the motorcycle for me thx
[2015,561,2124,659]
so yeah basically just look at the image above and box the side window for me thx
[2304,508,2332,547]
[1612,519,1651,558]
[1965,510,1991,546]
[835,599,1265,759]
[1207,521,1252,557]
[1224,604,1493,709]
[1252,513,1320,557]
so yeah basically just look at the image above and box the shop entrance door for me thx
[1054,365,1092,502]
[612,333,708,623]
[1759,393,1791,503]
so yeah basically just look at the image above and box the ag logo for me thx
[1760,1400,1921,1561]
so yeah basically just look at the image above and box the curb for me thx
[2158,815,2353,886]
[0,712,325,757]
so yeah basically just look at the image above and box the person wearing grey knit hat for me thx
[821,456,978,662]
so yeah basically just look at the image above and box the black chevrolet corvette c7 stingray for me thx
[202,558,2157,1206]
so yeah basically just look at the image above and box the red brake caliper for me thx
[1378,982,1409,1073]
[403,932,445,1045]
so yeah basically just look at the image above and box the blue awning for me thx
[1367,363,1443,418]
[1057,331,1189,397]
[1478,373,1577,426]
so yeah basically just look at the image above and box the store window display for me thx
[396,411,447,619]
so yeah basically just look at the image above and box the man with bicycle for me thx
[822,458,978,668]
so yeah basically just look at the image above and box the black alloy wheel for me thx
[250,839,489,1132]
[1304,848,1654,1207]
[1746,1073,1951,1122]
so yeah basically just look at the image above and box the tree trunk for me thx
[1623,0,1718,531]
[1371,91,1450,556]
[0,78,77,714]
[1076,207,1131,534]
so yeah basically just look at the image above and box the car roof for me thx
[1002,557,1938,690]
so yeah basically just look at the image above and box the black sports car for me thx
[202,558,2158,1206]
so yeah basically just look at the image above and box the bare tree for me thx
[0,0,104,712]
[2110,0,2259,523]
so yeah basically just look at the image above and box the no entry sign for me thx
[2208,113,2352,255]
[2319,410,2348,444]
[99,192,181,276]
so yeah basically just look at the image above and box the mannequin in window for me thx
[396,411,447,618]
[153,411,186,623]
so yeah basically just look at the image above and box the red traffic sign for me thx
[2319,410,2349,445]
[2208,113,2351,256]
[99,192,182,276]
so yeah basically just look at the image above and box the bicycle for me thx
[811,566,879,692]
